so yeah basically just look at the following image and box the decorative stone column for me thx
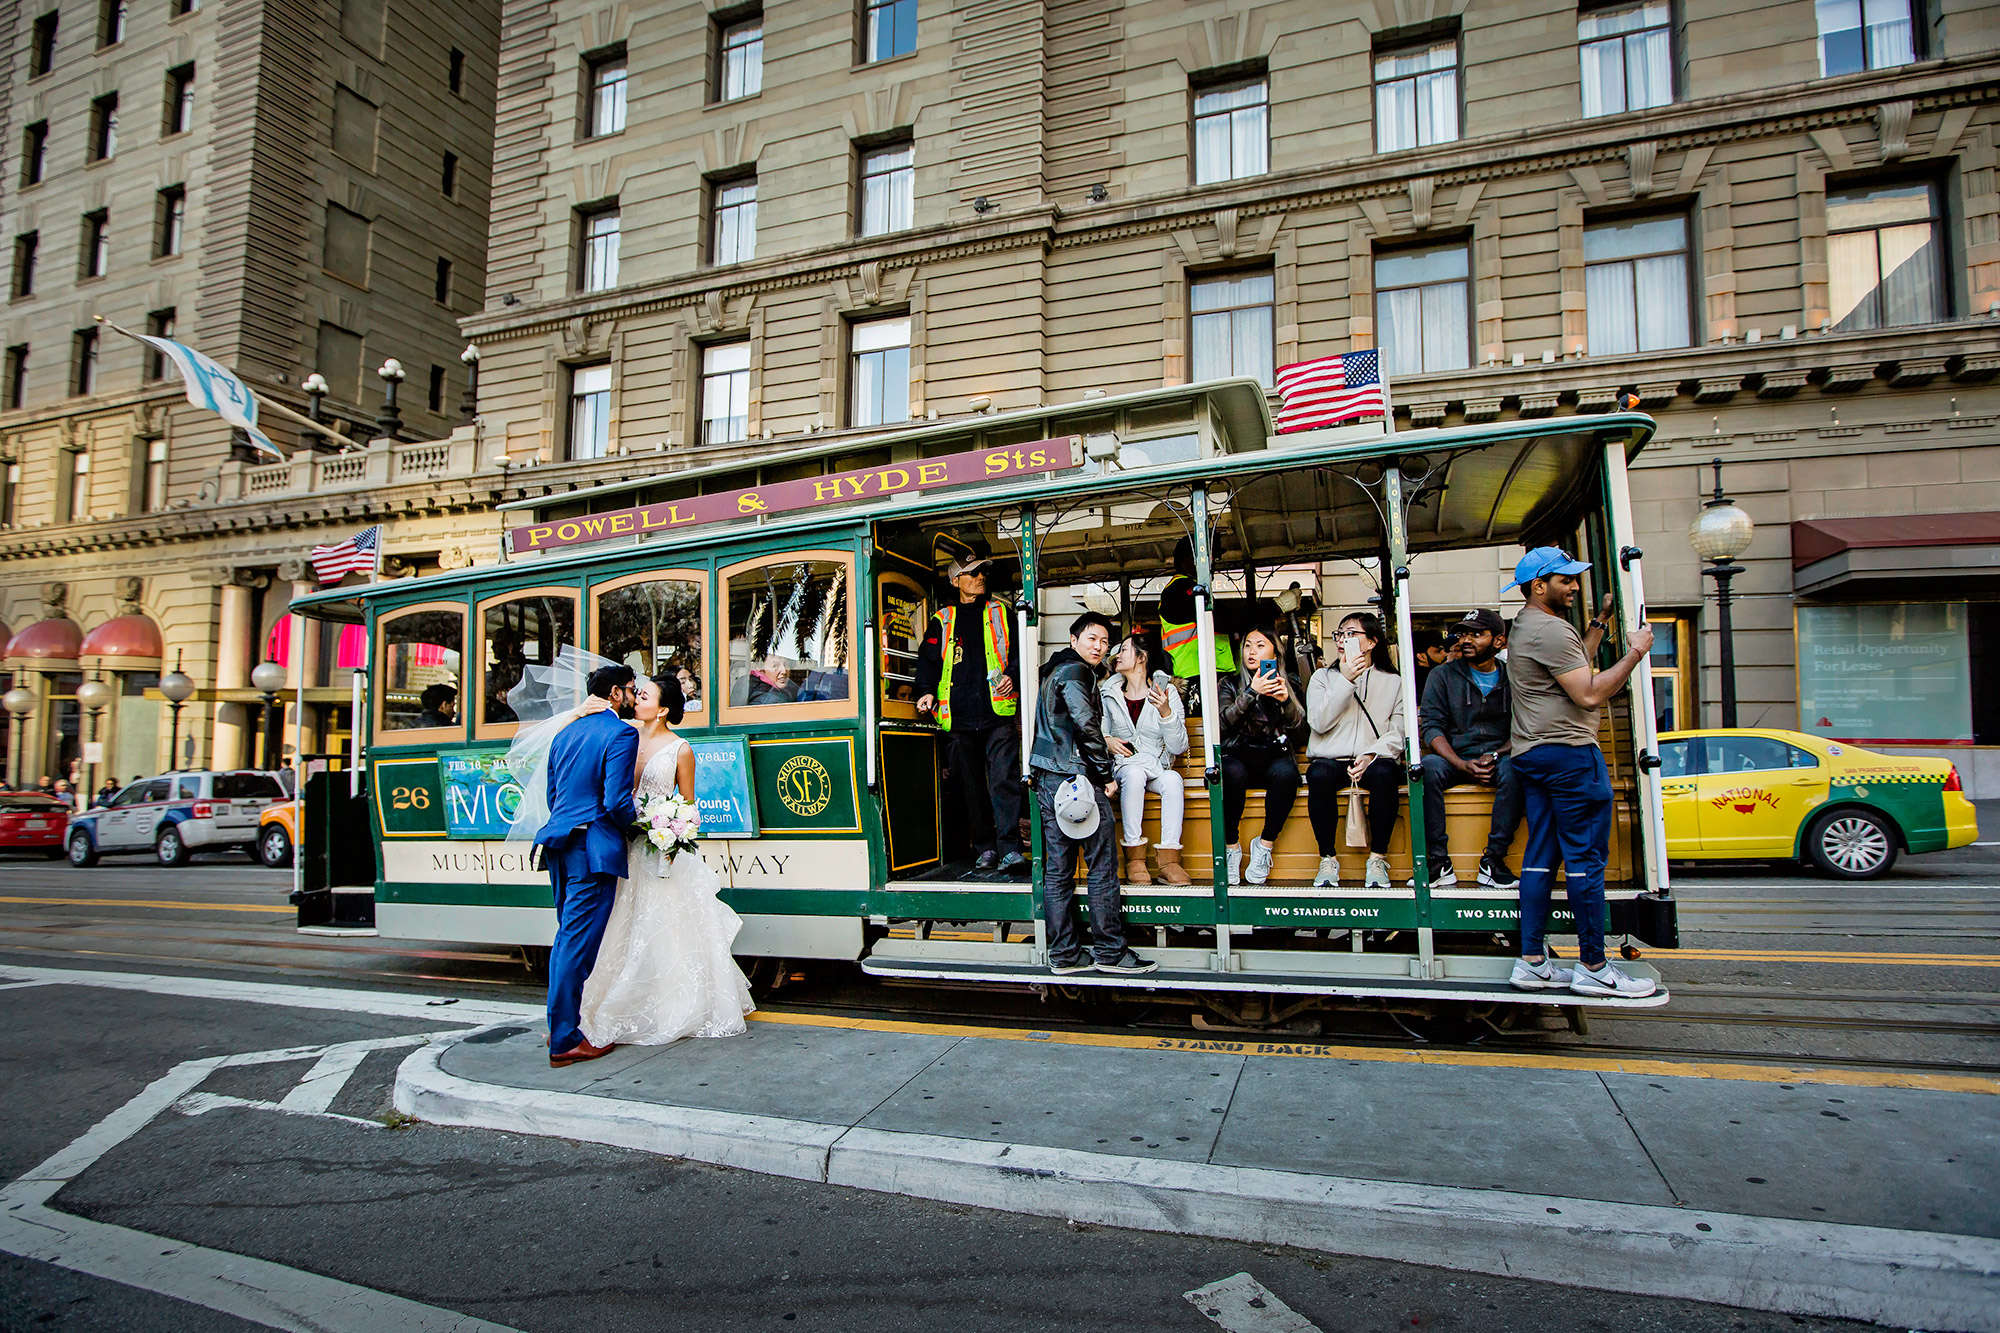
[280,560,319,760]
[207,568,269,770]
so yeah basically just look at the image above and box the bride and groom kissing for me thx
[527,662,754,1068]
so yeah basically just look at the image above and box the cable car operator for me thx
[916,556,1027,874]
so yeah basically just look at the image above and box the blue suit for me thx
[535,709,641,1053]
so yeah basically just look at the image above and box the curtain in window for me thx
[1579,40,1624,119]
[1191,311,1233,381]
[1633,253,1689,349]
[1419,280,1468,371]
[1417,68,1457,145]
[1231,306,1273,385]
[1194,111,1232,186]
[1231,103,1268,178]
[1585,262,1638,356]
[1867,2,1914,66]
[1376,286,1423,378]
[1877,224,1938,327]
[1375,80,1416,153]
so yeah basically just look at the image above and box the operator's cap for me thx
[1451,608,1507,635]
[1503,546,1591,593]
[947,556,993,581]
[1052,775,1101,839]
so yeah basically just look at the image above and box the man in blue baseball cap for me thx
[1504,546,1656,998]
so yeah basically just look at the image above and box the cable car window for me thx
[877,574,930,710]
[479,589,576,730]
[1657,739,1693,778]
[725,557,850,709]
[595,573,706,724]
[1698,735,1794,775]
[378,606,465,735]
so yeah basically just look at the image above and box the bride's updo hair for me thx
[649,671,686,725]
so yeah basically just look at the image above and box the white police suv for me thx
[66,769,288,867]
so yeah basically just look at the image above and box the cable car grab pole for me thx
[1384,466,1432,978]
[1601,439,1670,900]
[1191,487,1229,971]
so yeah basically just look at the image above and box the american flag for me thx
[309,526,381,583]
[1273,350,1389,433]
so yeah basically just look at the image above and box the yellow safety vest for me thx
[935,600,1017,731]
[1160,575,1236,678]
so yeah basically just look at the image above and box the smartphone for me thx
[1259,658,1278,679]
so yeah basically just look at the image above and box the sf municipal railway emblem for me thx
[775,754,835,818]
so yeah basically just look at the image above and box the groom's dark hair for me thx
[586,663,637,699]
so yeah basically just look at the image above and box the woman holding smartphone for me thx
[1099,632,1191,885]
[1305,612,1406,889]
[1214,626,1304,886]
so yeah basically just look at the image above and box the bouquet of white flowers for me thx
[634,790,701,866]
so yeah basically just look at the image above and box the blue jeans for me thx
[544,833,620,1053]
[1513,743,1611,968]
[1419,752,1522,865]
[1035,772,1125,964]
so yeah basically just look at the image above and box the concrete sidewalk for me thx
[397,1013,2000,1332]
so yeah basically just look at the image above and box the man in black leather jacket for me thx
[1029,612,1156,976]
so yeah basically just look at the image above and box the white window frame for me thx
[862,0,916,63]
[1826,179,1944,332]
[849,316,910,428]
[1192,77,1269,186]
[699,342,751,445]
[1583,214,1692,355]
[719,16,762,101]
[586,53,627,137]
[567,363,612,460]
[711,176,756,265]
[1815,0,1917,77]
[1374,242,1471,377]
[1189,271,1275,386]
[859,142,914,237]
[579,205,620,292]
[1373,39,1458,153]
[1578,1,1674,118]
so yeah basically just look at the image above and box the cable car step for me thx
[859,954,1669,1007]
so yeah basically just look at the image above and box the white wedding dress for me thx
[580,735,755,1045]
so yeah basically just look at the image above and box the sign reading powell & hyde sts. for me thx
[507,436,1083,555]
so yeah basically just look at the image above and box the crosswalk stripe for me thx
[1186,1273,1324,1333]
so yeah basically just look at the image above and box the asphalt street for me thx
[0,826,1993,1331]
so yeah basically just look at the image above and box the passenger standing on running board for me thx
[1503,548,1657,998]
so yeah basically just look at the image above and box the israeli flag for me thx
[138,334,283,458]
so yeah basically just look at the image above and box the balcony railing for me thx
[216,425,481,503]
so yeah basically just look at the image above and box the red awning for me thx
[1792,512,2000,569]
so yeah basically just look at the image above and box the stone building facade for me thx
[9,0,2000,794]
[0,0,500,789]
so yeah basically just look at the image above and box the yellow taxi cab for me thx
[1657,728,1977,879]
[256,800,297,868]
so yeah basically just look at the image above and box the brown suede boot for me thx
[1124,845,1153,885]
[1154,846,1192,885]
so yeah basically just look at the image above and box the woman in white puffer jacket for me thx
[1099,632,1191,885]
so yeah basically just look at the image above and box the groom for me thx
[536,663,641,1067]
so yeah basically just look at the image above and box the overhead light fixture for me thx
[967,395,991,413]
[1087,183,1108,202]
[973,196,995,214]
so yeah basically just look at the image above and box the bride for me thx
[578,673,755,1044]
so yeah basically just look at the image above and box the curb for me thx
[397,1031,2000,1332]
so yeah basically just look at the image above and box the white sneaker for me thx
[1509,956,1575,990]
[1245,838,1275,885]
[1364,854,1390,889]
[1570,961,1657,998]
[1313,856,1340,888]
[1225,844,1242,886]
[1407,861,1459,889]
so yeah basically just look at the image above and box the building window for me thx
[144,308,174,379]
[725,556,851,712]
[22,121,47,186]
[1,461,17,524]
[1799,602,1968,743]
[1189,271,1275,386]
[31,12,57,77]
[578,204,620,292]
[81,211,109,278]
[427,364,445,413]
[700,341,750,444]
[567,364,612,460]
[1828,180,1942,331]
[88,93,119,161]
[323,203,371,286]
[67,447,90,520]
[175,0,198,13]
[849,316,910,428]
[316,322,364,403]
[339,0,386,54]
[448,46,464,94]
[858,141,914,237]
[98,0,126,47]
[12,233,36,298]
[141,437,167,512]
[862,0,916,63]
[710,174,756,265]
[72,328,99,396]
[1374,37,1458,153]
[1584,214,1691,354]
[4,346,26,408]
[585,51,627,137]
[435,256,453,304]
[716,12,762,101]
[1375,242,1470,377]
[155,186,186,258]
[1817,0,1916,77]
[1192,77,1268,186]
[165,64,195,135]
[441,151,458,197]
[1579,2,1672,117]
[332,85,379,169]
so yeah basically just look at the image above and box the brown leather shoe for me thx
[549,1038,617,1067]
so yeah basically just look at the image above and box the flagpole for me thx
[94,317,351,450]
[1375,349,1395,438]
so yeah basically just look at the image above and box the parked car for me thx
[65,769,289,868]
[1658,728,1977,879]
[0,791,69,858]
[257,800,298,868]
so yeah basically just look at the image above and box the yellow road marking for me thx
[0,895,292,914]
[746,1010,2000,1095]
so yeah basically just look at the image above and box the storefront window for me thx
[479,590,576,729]
[1797,603,1971,744]
[378,607,465,735]
[725,557,850,710]
[595,574,705,723]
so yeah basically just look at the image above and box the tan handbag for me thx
[1344,783,1369,848]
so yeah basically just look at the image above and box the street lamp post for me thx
[2,686,35,790]
[375,359,406,441]
[1688,458,1756,728]
[75,677,110,801]
[251,661,287,770]
[160,654,196,771]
